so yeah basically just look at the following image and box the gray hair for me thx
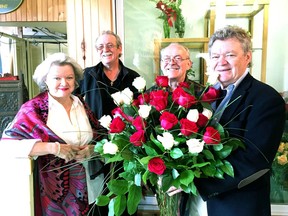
[95,30,122,57]
[160,42,190,58]
[33,53,83,92]
[208,25,252,55]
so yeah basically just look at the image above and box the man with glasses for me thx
[160,42,193,90]
[75,30,140,120]
[75,30,140,215]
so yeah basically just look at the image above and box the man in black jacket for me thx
[75,30,140,119]
[75,30,140,216]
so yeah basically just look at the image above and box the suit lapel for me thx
[221,73,253,123]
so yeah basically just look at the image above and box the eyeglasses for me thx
[161,55,189,64]
[96,43,117,51]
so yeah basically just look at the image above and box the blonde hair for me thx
[33,53,83,92]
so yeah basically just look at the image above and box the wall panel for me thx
[0,0,66,22]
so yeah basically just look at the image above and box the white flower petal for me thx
[157,132,175,150]
[186,109,199,122]
[186,139,205,154]
[132,77,146,92]
[103,141,119,155]
[99,115,112,129]
[138,105,151,119]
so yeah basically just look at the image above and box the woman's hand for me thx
[75,144,96,161]
[56,143,81,163]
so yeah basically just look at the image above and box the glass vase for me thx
[156,177,180,216]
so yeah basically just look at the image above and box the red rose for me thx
[149,90,169,111]
[178,81,190,89]
[203,126,221,144]
[172,87,196,109]
[132,116,146,130]
[138,93,150,105]
[109,116,126,133]
[179,118,199,136]
[111,107,133,123]
[159,111,178,130]
[130,130,146,146]
[148,157,166,175]
[155,76,169,88]
[132,98,140,107]
[202,87,220,103]
[197,113,209,127]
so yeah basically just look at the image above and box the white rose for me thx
[121,88,134,105]
[103,141,119,155]
[186,109,199,122]
[138,105,151,119]
[99,115,112,129]
[111,91,123,105]
[202,108,213,119]
[132,77,146,92]
[186,138,205,154]
[157,132,175,150]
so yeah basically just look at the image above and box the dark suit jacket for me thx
[195,73,286,216]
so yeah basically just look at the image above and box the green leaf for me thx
[142,169,149,185]
[127,185,142,215]
[170,148,184,159]
[179,170,194,186]
[144,144,159,156]
[202,149,215,160]
[140,156,152,165]
[220,160,234,177]
[149,173,159,186]
[108,199,115,216]
[114,195,126,216]
[123,104,136,116]
[134,173,142,186]
[94,139,106,153]
[162,175,174,192]
[172,168,180,179]
[95,195,110,206]
[121,148,134,160]
[212,144,224,151]
[216,145,233,159]
[202,165,217,177]
[191,161,210,168]
[108,179,129,195]
[150,133,165,152]
[225,138,246,150]
[214,168,224,179]
[106,154,123,163]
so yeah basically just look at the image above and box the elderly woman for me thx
[2,53,105,215]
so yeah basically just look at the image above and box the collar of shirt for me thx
[47,93,82,109]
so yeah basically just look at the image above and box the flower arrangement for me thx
[270,132,288,202]
[94,76,244,215]
[271,132,288,186]
[150,0,185,38]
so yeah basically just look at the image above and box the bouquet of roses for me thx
[94,75,244,215]
[271,132,288,188]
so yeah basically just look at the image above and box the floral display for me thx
[271,132,288,202]
[94,76,244,216]
[150,0,185,38]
